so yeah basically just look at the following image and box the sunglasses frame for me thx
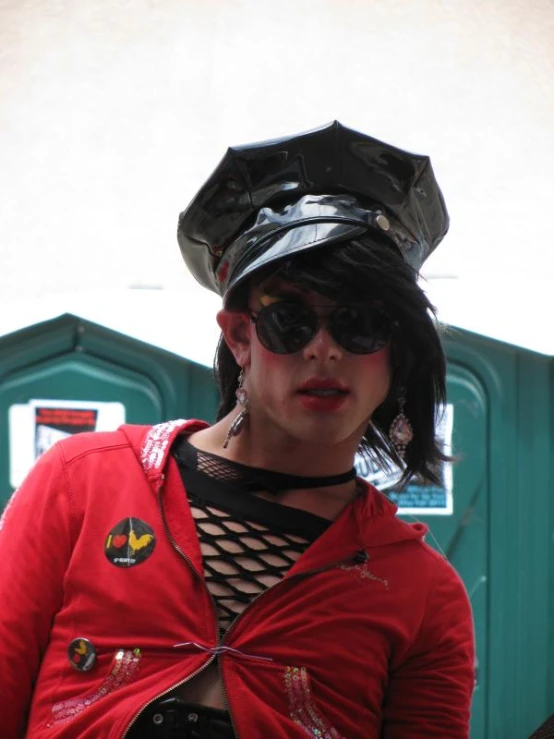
[249,300,395,355]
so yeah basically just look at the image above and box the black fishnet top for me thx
[529,716,554,739]
[172,437,331,634]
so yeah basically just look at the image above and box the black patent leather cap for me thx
[177,121,449,298]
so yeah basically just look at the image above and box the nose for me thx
[302,323,343,362]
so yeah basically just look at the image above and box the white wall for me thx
[1,0,553,357]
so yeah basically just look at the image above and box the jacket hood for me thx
[356,480,428,547]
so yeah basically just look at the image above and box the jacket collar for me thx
[121,419,209,485]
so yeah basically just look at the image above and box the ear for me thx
[217,309,252,368]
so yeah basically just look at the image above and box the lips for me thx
[297,379,349,394]
[296,379,350,412]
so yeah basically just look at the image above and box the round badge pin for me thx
[104,518,156,568]
[68,637,97,672]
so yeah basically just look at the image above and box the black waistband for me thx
[129,698,234,739]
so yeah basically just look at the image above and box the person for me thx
[0,121,475,738]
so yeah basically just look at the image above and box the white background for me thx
[1,0,553,364]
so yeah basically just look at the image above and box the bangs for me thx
[252,236,404,308]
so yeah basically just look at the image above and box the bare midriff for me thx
[179,663,226,709]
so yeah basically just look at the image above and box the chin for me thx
[283,420,361,448]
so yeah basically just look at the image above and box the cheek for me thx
[357,346,392,390]
[361,344,391,368]
[250,344,292,392]
[256,345,283,366]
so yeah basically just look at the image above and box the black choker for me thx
[239,467,358,494]
[173,438,357,496]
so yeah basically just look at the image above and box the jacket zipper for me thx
[121,655,216,737]
[221,549,368,644]
[153,478,244,737]
[123,474,368,738]
[217,550,369,737]
[121,475,220,738]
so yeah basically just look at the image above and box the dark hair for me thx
[214,233,450,487]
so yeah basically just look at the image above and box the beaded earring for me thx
[389,393,413,461]
[223,369,250,449]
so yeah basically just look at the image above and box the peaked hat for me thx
[177,121,449,297]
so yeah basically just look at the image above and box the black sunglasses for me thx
[250,300,394,355]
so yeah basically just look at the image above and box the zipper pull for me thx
[353,549,369,564]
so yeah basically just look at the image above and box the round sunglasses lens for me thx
[330,306,391,354]
[256,302,317,354]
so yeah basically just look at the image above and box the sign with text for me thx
[9,399,126,489]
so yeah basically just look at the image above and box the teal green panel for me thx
[549,358,554,725]
[400,359,488,739]
[0,353,164,507]
[443,330,553,739]
[1,354,163,418]
[513,353,552,737]
[447,366,488,739]
[77,318,219,422]
[0,313,219,424]
[0,314,219,507]
[441,332,514,739]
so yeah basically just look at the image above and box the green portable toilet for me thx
[403,328,551,739]
[440,329,553,739]
[0,313,218,505]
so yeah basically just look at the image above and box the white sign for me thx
[9,399,126,488]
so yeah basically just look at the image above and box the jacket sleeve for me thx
[0,444,74,739]
[381,557,476,738]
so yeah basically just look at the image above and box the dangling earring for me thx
[389,392,413,461]
[223,369,250,449]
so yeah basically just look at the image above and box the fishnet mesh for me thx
[188,450,312,633]
[529,716,554,739]
[193,452,247,483]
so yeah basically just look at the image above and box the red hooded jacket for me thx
[0,420,474,738]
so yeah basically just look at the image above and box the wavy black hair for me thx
[214,233,450,487]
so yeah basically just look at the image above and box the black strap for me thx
[176,462,330,540]
[173,437,356,494]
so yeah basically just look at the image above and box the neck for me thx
[188,409,364,510]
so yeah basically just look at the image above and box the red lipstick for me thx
[296,378,350,413]
[297,378,349,392]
